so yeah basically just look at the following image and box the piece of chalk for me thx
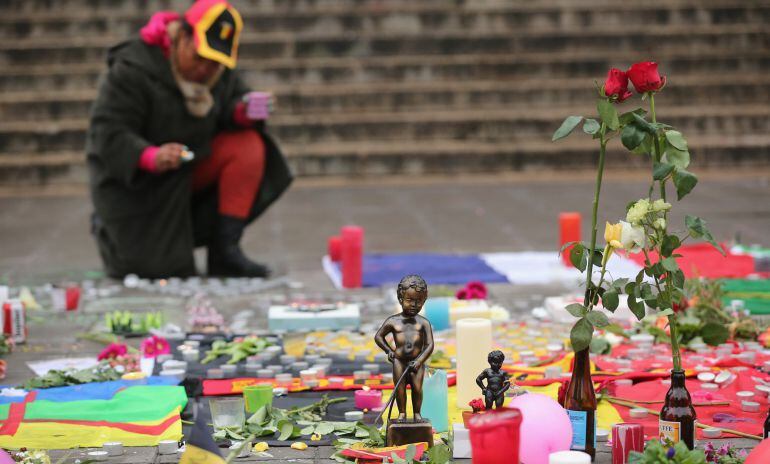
[87,451,109,461]
[345,410,364,422]
[742,401,760,412]
[103,442,124,456]
[703,428,722,439]
[697,372,716,382]
[629,408,648,418]
[701,383,719,391]
[158,439,178,454]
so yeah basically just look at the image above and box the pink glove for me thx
[243,91,273,121]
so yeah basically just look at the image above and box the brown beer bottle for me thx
[564,348,597,460]
[659,369,696,449]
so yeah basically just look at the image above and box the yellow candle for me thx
[456,318,493,408]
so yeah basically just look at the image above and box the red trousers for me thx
[192,130,266,219]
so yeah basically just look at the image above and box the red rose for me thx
[468,398,486,412]
[603,68,632,102]
[627,62,666,93]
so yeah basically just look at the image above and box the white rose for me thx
[620,221,646,253]
[626,199,650,225]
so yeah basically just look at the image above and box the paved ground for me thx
[1,170,768,462]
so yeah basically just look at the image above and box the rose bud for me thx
[627,62,667,93]
[603,68,632,102]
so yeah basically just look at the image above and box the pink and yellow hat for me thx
[184,0,243,69]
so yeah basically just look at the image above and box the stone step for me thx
[3,0,768,39]
[1,48,767,91]
[2,24,766,66]
[2,134,768,185]
[0,105,766,153]
[1,74,767,121]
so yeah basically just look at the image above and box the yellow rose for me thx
[291,442,308,451]
[604,222,623,249]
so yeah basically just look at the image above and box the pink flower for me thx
[141,335,171,359]
[98,343,128,361]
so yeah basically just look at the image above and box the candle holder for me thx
[467,408,522,464]
[374,275,435,447]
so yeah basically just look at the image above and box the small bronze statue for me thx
[375,275,435,447]
[476,350,511,410]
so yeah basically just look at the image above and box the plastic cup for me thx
[243,384,273,413]
[210,397,245,429]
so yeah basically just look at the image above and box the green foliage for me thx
[21,361,122,390]
[201,336,272,364]
[583,118,601,135]
[629,440,706,464]
[685,216,725,255]
[570,317,594,352]
[672,168,698,200]
[589,337,612,355]
[105,311,163,335]
[597,99,620,131]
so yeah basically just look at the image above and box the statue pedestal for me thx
[386,419,434,448]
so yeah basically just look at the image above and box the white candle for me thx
[456,318,492,408]
[549,450,591,463]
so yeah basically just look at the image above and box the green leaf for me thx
[586,310,610,327]
[658,308,674,317]
[701,322,730,346]
[300,425,315,436]
[278,420,295,441]
[653,162,674,181]
[627,295,646,320]
[624,281,636,296]
[661,257,679,272]
[661,235,680,258]
[570,317,594,352]
[618,108,646,126]
[315,422,335,436]
[621,123,646,150]
[590,249,603,267]
[597,99,619,131]
[566,303,588,318]
[569,243,587,272]
[665,130,688,151]
[590,337,611,355]
[672,168,698,200]
[552,116,584,141]
[632,134,653,156]
[685,215,725,255]
[583,118,600,135]
[611,278,628,291]
[664,146,690,170]
[602,290,619,311]
[427,444,452,464]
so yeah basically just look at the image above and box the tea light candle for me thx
[737,391,755,399]
[292,362,310,372]
[87,451,109,462]
[703,428,722,439]
[756,384,770,396]
[456,318,492,407]
[355,389,382,409]
[220,365,237,377]
[257,369,273,379]
[157,439,178,454]
[714,371,734,385]
[353,370,371,380]
[316,357,333,366]
[163,360,187,371]
[328,376,345,387]
[697,372,716,382]
[275,373,292,386]
[305,379,319,388]
[549,451,591,464]
[280,355,297,365]
[207,368,224,379]
[273,387,288,396]
[701,382,719,391]
[268,365,284,374]
[311,365,327,378]
[629,408,648,419]
[381,373,394,384]
[741,400,760,412]
[300,369,318,382]
[183,340,200,349]
[103,442,123,456]
[345,410,364,422]
[596,428,609,442]
[156,354,173,364]
[362,363,380,374]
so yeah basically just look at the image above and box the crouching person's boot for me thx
[208,215,271,277]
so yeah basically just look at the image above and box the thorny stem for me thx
[583,122,608,308]
[649,93,667,204]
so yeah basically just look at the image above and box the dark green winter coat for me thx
[86,38,292,278]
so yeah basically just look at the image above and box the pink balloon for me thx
[508,393,572,464]
[745,438,770,464]
[0,450,14,464]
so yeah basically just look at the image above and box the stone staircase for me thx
[0,0,769,187]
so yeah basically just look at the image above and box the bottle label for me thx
[567,410,595,450]
[659,419,680,445]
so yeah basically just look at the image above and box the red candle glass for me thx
[328,236,342,262]
[467,407,522,464]
[341,225,363,289]
[559,212,581,267]
[612,423,644,464]
[65,286,81,311]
